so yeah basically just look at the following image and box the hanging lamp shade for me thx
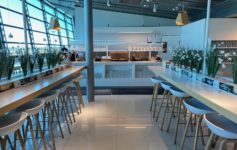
[176,11,189,26]
[49,17,60,30]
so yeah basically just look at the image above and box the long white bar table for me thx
[0,66,85,116]
[149,66,237,124]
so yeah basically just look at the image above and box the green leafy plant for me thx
[232,57,237,84]
[37,53,45,72]
[206,48,221,78]
[51,50,58,68]
[194,51,203,73]
[29,55,36,74]
[56,51,64,65]
[0,52,7,80]
[46,52,52,69]
[6,56,15,80]
[19,54,29,76]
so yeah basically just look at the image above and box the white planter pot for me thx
[192,72,197,80]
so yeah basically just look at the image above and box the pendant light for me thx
[176,1,189,26]
[49,17,60,30]
[8,33,13,38]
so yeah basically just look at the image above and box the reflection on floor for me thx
[35,95,207,150]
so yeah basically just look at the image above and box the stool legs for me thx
[46,103,56,150]
[205,132,214,150]
[34,113,47,150]
[27,116,37,150]
[156,90,168,122]
[193,115,203,150]
[52,100,64,138]
[174,99,182,144]
[180,113,192,150]
[152,84,160,118]
[167,97,178,132]
[160,92,172,130]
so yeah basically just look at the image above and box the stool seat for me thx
[204,114,237,139]
[170,87,189,98]
[37,91,57,103]
[183,98,214,115]
[0,112,28,136]
[160,82,173,90]
[150,76,164,84]
[12,100,45,115]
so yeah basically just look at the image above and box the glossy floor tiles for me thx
[45,95,203,150]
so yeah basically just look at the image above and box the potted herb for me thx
[6,56,15,80]
[0,52,6,80]
[19,54,29,77]
[206,48,221,78]
[232,57,237,84]
[46,52,52,69]
[37,53,45,72]
[194,51,203,74]
[29,55,36,74]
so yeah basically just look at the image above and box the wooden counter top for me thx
[0,66,85,116]
[149,66,237,124]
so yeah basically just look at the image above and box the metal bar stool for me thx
[166,87,190,144]
[12,99,47,150]
[155,82,173,127]
[180,98,214,150]
[150,76,164,118]
[204,114,237,150]
[0,112,28,150]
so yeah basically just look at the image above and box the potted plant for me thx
[6,56,15,80]
[37,53,45,72]
[46,52,52,69]
[206,48,221,78]
[0,52,6,80]
[29,54,36,74]
[19,54,29,77]
[232,56,237,84]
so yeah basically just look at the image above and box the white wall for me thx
[180,18,237,50]
[74,7,176,42]
[209,18,237,40]
[180,19,206,50]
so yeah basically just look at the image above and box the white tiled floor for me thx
[42,95,206,150]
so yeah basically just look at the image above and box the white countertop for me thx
[149,66,237,124]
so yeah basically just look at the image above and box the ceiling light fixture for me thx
[49,17,61,30]
[8,33,13,38]
[153,3,158,13]
[176,1,189,26]
[107,0,111,7]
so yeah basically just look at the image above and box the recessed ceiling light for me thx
[143,4,148,7]
[146,0,149,2]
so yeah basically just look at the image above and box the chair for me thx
[180,98,214,150]
[150,76,164,118]
[0,112,28,150]
[12,99,47,150]
[204,114,237,150]
[155,82,173,128]
[165,86,190,144]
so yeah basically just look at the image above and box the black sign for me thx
[203,77,214,86]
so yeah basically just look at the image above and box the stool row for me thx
[0,75,84,150]
[150,76,237,150]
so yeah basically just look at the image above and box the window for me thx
[0,0,75,53]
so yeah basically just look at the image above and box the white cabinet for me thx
[73,61,162,87]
